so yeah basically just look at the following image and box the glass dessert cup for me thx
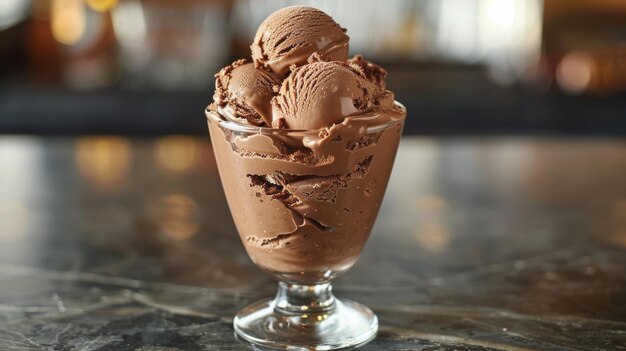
[206,103,405,350]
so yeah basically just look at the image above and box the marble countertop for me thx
[1,136,625,350]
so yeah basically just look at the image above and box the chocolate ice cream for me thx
[212,59,281,126]
[251,6,349,76]
[207,6,406,283]
[349,54,388,89]
[271,55,391,130]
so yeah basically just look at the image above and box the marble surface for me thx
[1,136,626,350]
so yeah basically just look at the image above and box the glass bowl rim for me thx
[206,101,406,134]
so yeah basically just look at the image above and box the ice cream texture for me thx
[271,55,392,130]
[207,6,406,282]
[251,6,349,76]
[212,59,281,126]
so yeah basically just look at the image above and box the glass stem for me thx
[273,281,336,316]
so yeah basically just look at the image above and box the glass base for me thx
[234,283,378,350]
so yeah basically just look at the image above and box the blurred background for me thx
[0,0,626,135]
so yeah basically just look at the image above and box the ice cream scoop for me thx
[349,54,388,89]
[213,59,280,126]
[251,6,349,77]
[271,57,387,130]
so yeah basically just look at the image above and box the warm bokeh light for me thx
[111,0,147,48]
[154,136,199,174]
[434,0,542,82]
[51,0,86,45]
[74,137,132,192]
[0,0,29,30]
[86,0,118,12]
[557,52,596,94]
[414,194,451,252]
[483,0,517,29]
[416,194,448,212]
[415,221,451,252]
[157,194,199,240]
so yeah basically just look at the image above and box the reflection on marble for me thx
[0,137,626,350]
